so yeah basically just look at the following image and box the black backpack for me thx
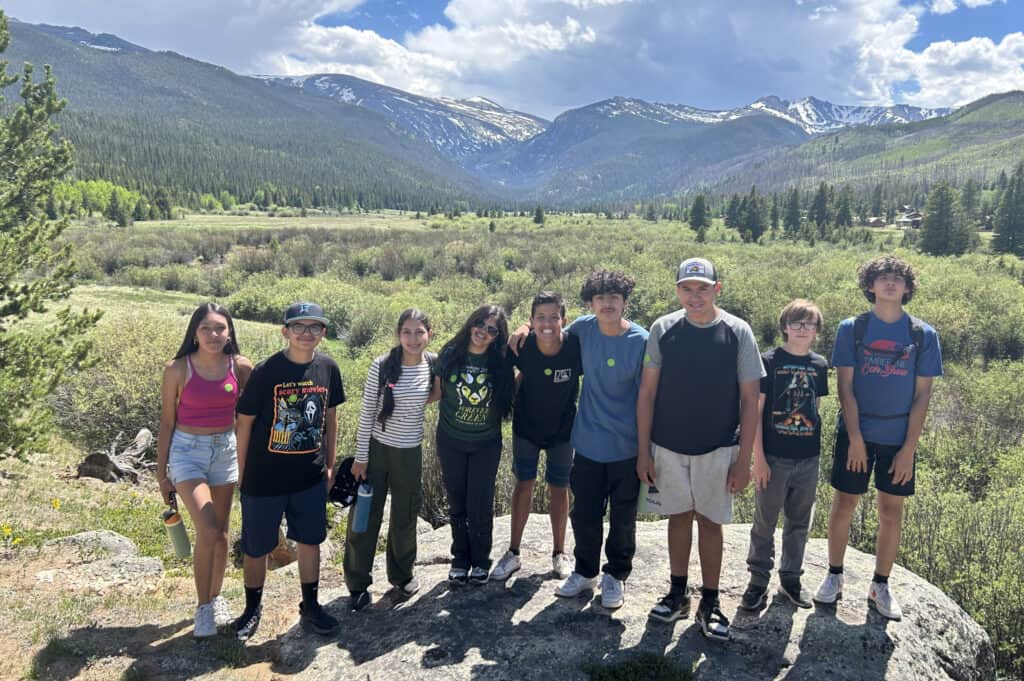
[851,312,926,420]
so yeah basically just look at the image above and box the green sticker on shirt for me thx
[449,374,457,383]
[606,358,616,367]
[644,353,651,363]
[544,368,553,376]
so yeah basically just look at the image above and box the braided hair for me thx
[377,308,432,429]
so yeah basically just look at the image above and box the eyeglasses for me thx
[786,321,818,331]
[288,323,326,336]
[472,320,500,337]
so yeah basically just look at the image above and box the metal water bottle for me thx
[163,492,192,559]
[352,482,373,533]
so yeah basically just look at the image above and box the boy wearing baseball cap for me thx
[637,258,764,640]
[233,302,345,640]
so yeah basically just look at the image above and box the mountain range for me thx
[5,18,1022,206]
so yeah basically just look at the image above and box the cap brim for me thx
[285,316,329,324]
[676,276,716,285]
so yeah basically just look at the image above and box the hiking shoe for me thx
[490,550,522,581]
[695,598,730,641]
[554,572,598,598]
[395,577,420,597]
[778,581,813,609]
[468,566,489,585]
[600,574,625,610]
[350,590,372,612]
[299,602,340,635]
[739,583,768,611]
[649,589,690,622]
[448,567,468,584]
[868,581,903,621]
[193,602,216,638]
[211,595,232,627]
[233,604,262,642]
[552,552,573,579]
[814,572,844,605]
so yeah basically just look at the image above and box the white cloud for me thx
[3,0,1022,116]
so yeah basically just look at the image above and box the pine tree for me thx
[808,182,831,233]
[725,194,741,229]
[960,178,979,224]
[533,205,545,225]
[870,184,883,217]
[0,12,101,457]
[993,163,1024,257]
[835,186,853,228]
[783,187,801,235]
[688,194,708,232]
[920,182,972,255]
[769,194,779,233]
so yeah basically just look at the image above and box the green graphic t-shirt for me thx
[438,351,500,441]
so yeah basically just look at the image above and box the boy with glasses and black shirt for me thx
[233,302,345,640]
[814,256,942,621]
[740,300,829,613]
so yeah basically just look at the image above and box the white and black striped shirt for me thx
[355,355,432,461]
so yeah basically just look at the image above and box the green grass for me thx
[582,653,695,681]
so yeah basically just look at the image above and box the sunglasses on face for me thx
[289,323,326,336]
[472,320,500,337]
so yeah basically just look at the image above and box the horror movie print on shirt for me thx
[270,380,328,454]
[760,348,829,460]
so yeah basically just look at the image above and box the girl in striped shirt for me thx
[343,308,438,611]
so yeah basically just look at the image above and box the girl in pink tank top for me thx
[155,303,253,638]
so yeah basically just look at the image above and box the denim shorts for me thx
[512,434,573,487]
[240,481,328,557]
[167,430,238,487]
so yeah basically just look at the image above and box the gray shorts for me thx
[644,443,738,524]
[167,430,238,487]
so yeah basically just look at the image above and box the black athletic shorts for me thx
[830,429,915,497]
[240,479,328,557]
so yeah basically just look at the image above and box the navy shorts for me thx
[512,435,573,487]
[830,429,915,497]
[240,480,328,557]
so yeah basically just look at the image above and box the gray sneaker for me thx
[555,572,598,598]
[814,572,844,604]
[739,583,768,611]
[193,602,216,638]
[552,552,573,579]
[600,574,625,610]
[211,595,232,627]
[778,581,813,609]
[868,581,903,620]
[490,550,521,581]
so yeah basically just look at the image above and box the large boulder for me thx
[274,515,995,681]
[37,530,163,592]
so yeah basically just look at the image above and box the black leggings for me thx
[436,428,502,570]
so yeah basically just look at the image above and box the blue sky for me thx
[3,0,1023,118]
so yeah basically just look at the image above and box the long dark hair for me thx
[438,304,514,419]
[173,303,241,360]
[377,308,432,428]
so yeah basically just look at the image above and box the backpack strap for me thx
[907,315,925,372]
[852,312,871,358]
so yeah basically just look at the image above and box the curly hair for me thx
[858,255,916,304]
[579,270,636,302]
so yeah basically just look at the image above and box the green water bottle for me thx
[163,492,191,559]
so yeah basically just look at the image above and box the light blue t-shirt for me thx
[568,315,649,462]
[832,312,943,446]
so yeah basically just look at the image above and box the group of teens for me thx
[157,254,942,643]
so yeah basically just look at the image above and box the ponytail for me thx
[376,345,404,430]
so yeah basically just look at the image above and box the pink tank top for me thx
[176,355,239,429]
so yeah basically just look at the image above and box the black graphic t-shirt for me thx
[513,332,582,448]
[238,350,345,495]
[760,347,829,460]
[438,350,503,442]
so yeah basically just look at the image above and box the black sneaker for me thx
[740,583,768,611]
[695,598,730,641]
[778,581,813,609]
[467,566,489,585]
[350,590,372,612]
[395,577,420,597]
[299,602,340,635]
[233,604,262,642]
[649,589,690,622]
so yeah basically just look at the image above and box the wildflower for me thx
[51,498,61,510]
[12,537,22,546]
[2,524,11,538]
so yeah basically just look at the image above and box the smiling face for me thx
[399,318,431,358]
[469,314,500,353]
[282,320,326,352]
[195,312,231,354]
[675,280,720,324]
[531,302,565,342]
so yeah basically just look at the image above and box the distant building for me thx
[866,217,886,228]
[896,210,923,229]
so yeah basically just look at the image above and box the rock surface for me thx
[269,515,995,681]
[38,530,163,591]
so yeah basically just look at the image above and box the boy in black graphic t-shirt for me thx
[233,302,345,641]
[740,300,828,612]
[491,292,583,582]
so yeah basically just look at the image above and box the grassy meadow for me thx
[3,210,1024,678]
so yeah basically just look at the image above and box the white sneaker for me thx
[490,550,522,581]
[868,581,903,621]
[600,574,625,610]
[555,572,598,598]
[211,595,231,627]
[194,602,217,638]
[814,572,844,604]
[552,552,573,579]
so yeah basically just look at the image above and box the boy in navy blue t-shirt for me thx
[814,256,942,621]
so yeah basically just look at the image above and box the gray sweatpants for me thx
[746,455,819,587]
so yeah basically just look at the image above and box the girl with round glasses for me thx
[156,302,253,638]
